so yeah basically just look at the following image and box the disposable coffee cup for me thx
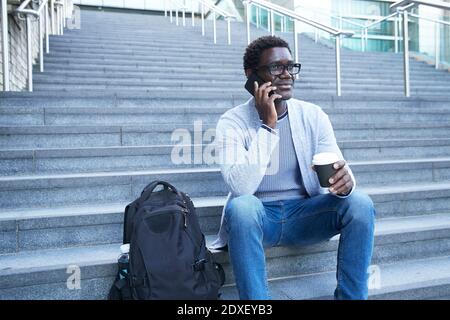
[312,152,340,188]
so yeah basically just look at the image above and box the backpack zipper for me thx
[141,205,189,228]
[182,208,188,228]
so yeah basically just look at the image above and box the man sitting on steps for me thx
[210,35,376,300]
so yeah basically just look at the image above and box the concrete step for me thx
[27,81,450,97]
[36,58,444,75]
[5,105,450,126]
[0,196,224,253]
[1,220,450,299]
[39,56,441,77]
[341,138,450,161]
[2,93,450,109]
[1,179,450,252]
[38,69,442,86]
[45,38,402,61]
[220,255,450,300]
[32,75,450,89]
[43,49,429,68]
[2,93,450,107]
[31,69,450,83]
[45,45,412,63]
[29,84,450,97]
[1,122,449,149]
[1,136,450,174]
[28,85,450,99]
[1,163,450,210]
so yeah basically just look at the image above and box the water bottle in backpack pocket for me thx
[108,244,132,300]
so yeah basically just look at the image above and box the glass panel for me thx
[406,11,450,70]
[440,16,450,68]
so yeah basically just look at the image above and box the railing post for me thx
[227,17,231,45]
[213,11,216,44]
[191,5,195,27]
[45,2,49,53]
[182,7,186,27]
[201,3,205,36]
[1,0,10,91]
[39,9,44,72]
[394,12,399,53]
[176,6,179,26]
[64,0,67,28]
[26,15,33,91]
[270,9,274,36]
[63,0,66,28]
[335,35,341,97]
[256,6,259,28]
[435,22,440,69]
[60,2,64,35]
[361,29,365,52]
[51,0,55,34]
[402,9,410,97]
[365,28,368,50]
[294,19,299,80]
[314,13,318,43]
[245,1,250,44]
[56,4,60,35]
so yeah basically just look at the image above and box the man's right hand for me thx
[254,81,282,129]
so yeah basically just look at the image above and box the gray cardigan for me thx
[209,97,356,249]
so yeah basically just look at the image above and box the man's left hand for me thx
[327,160,354,196]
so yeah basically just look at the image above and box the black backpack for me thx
[108,180,225,300]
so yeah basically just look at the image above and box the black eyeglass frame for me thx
[254,62,302,76]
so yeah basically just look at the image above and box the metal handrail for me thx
[362,11,400,53]
[15,0,50,91]
[294,4,367,50]
[199,0,234,19]
[247,0,353,36]
[295,4,367,29]
[391,0,450,11]
[166,0,185,26]
[388,0,450,97]
[55,0,65,36]
[361,3,415,51]
[9,0,65,92]
[1,0,9,90]
[409,12,450,26]
[243,0,354,96]
[166,0,237,45]
[364,11,399,29]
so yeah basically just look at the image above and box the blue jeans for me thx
[224,190,376,300]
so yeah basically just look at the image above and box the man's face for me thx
[255,47,295,100]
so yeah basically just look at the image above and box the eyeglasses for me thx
[256,63,302,76]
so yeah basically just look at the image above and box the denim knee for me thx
[342,190,376,225]
[225,194,265,228]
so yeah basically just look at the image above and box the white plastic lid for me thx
[120,244,130,254]
[312,152,340,166]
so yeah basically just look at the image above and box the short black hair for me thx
[243,35,292,71]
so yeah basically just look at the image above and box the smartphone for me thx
[244,72,274,97]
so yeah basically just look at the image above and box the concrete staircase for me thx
[1,7,450,300]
